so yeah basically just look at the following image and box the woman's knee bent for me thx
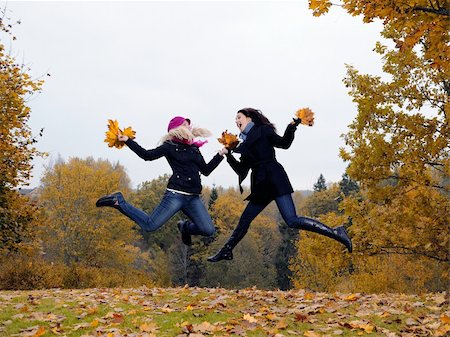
[204,226,216,237]
[285,216,300,228]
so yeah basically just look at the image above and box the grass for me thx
[0,287,448,336]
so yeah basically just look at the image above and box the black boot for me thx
[96,192,126,215]
[177,220,192,246]
[293,217,352,253]
[207,220,249,262]
[207,244,233,262]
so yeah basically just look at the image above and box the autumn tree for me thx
[304,0,449,290]
[131,175,181,251]
[0,11,45,253]
[38,157,146,272]
[275,224,298,290]
[273,191,304,290]
[202,189,280,289]
[129,175,194,286]
[129,175,216,287]
[290,183,353,292]
[313,174,327,192]
[208,184,218,210]
[339,172,359,197]
[301,183,340,218]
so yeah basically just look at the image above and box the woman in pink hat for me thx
[96,116,228,246]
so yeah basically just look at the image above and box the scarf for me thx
[239,121,255,142]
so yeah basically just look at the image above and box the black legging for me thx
[225,193,343,249]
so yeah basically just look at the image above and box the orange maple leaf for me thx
[32,327,46,337]
[295,107,315,126]
[104,119,136,149]
[217,130,239,149]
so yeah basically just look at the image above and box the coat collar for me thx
[234,125,262,154]
[239,121,255,141]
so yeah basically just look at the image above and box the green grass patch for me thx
[0,288,447,337]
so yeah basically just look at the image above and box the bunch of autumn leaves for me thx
[104,108,314,150]
[104,120,136,149]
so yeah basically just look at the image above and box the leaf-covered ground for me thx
[0,287,448,337]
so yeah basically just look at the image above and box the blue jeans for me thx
[225,194,332,248]
[116,190,215,236]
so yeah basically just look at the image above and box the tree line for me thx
[0,158,447,293]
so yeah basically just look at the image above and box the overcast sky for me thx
[4,1,384,191]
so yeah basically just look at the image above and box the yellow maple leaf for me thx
[266,313,278,321]
[309,0,332,16]
[122,126,136,139]
[304,292,316,300]
[87,306,98,315]
[344,293,359,302]
[436,324,450,337]
[276,318,288,329]
[243,313,258,323]
[104,119,136,149]
[140,322,158,332]
[295,107,315,126]
[359,323,374,333]
[217,130,239,149]
[194,321,216,333]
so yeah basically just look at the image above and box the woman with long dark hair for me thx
[96,116,228,246]
[207,108,352,262]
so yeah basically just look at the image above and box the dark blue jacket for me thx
[125,139,224,194]
[226,123,297,204]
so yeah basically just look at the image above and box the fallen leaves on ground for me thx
[0,287,448,336]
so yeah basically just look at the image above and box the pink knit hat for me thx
[167,116,191,132]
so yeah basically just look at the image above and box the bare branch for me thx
[411,5,450,16]
[371,246,449,262]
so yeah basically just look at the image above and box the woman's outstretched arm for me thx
[124,138,168,161]
[197,150,226,176]
[267,123,297,149]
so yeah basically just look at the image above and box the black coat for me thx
[226,123,297,205]
[125,139,224,194]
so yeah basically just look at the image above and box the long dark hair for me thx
[237,108,276,131]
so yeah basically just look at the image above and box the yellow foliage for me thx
[308,0,449,282]
[309,1,449,73]
[217,130,240,149]
[204,188,281,289]
[38,157,142,270]
[1,28,46,252]
[104,119,136,149]
[295,108,315,126]
[308,0,332,16]
[290,210,449,293]
[209,189,246,232]
[0,254,154,290]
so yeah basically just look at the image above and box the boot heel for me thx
[177,220,192,246]
[207,246,233,262]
